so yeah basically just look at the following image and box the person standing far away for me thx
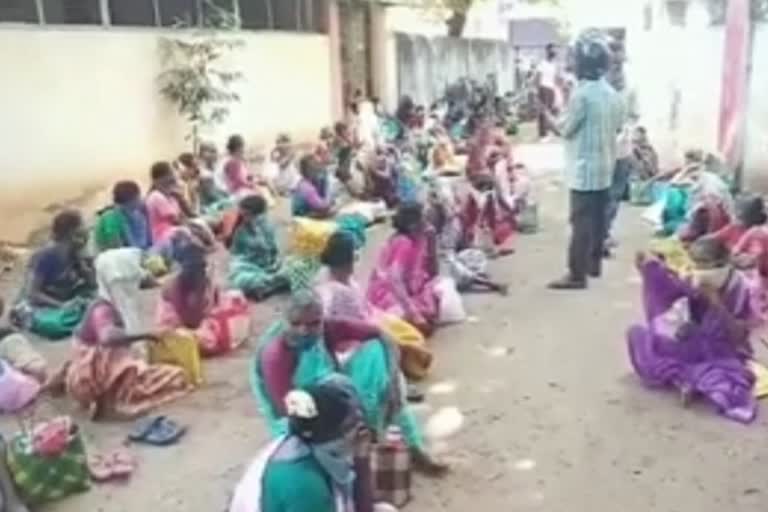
[537,43,560,140]
[547,31,624,291]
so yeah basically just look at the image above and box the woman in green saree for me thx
[232,376,400,512]
[251,291,446,474]
[93,181,153,253]
[228,195,318,300]
[11,211,95,339]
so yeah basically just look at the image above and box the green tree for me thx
[158,1,244,152]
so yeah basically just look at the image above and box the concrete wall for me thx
[0,27,334,242]
[626,0,768,190]
[376,4,508,111]
[393,34,514,108]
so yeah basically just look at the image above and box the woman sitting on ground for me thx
[94,181,153,253]
[317,232,432,380]
[146,161,192,246]
[232,376,398,512]
[627,238,759,424]
[631,126,659,180]
[11,210,95,339]
[722,196,768,323]
[366,145,399,209]
[267,133,300,196]
[678,168,733,243]
[293,155,336,218]
[252,291,446,474]
[229,195,316,300]
[367,203,440,336]
[223,134,254,196]
[429,189,508,295]
[66,248,190,420]
[157,244,250,357]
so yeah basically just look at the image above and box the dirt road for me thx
[4,156,767,512]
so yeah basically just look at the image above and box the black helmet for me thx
[573,29,610,80]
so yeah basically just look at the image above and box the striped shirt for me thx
[559,78,624,191]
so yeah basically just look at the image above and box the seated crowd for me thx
[0,90,542,511]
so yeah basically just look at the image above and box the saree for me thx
[317,274,433,380]
[156,285,251,357]
[11,245,93,339]
[66,300,190,418]
[94,205,152,253]
[292,178,332,218]
[251,321,425,450]
[626,260,757,423]
[367,234,439,330]
[230,436,352,512]
[228,220,319,298]
[461,185,516,252]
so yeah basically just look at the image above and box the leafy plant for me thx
[158,1,244,152]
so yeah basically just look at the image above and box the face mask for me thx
[250,216,267,230]
[286,333,320,351]
[691,266,731,290]
[311,437,355,488]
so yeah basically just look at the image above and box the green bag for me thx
[30,300,87,340]
[6,427,90,505]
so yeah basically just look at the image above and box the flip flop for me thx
[88,450,136,482]
[128,416,186,446]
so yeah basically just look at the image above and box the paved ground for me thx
[3,148,768,512]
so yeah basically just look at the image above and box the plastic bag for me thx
[435,277,466,324]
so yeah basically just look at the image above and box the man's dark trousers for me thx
[568,189,609,282]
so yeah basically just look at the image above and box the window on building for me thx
[643,2,653,31]
[202,0,234,27]
[158,0,199,27]
[42,0,101,24]
[666,0,688,27]
[272,0,298,31]
[311,0,327,33]
[0,0,39,23]
[109,0,156,26]
[238,0,269,30]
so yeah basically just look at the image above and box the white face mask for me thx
[691,266,731,290]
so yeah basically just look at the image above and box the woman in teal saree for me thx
[251,291,446,474]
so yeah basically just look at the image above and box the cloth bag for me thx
[30,300,87,340]
[198,292,251,357]
[149,330,204,387]
[291,218,336,258]
[435,277,466,324]
[6,419,90,506]
[377,314,432,381]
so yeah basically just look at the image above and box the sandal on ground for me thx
[128,416,186,446]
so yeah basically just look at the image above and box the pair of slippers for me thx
[128,416,186,447]
[88,450,136,482]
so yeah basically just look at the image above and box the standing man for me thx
[548,32,624,291]
[537,43,560,140]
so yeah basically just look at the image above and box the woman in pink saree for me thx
[366,203,439,335]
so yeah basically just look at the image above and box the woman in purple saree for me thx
[627,238,758,424]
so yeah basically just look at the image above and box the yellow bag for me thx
[149,330,204,387]
[291,218,336,258]
[648,237,693,277]
[378,313,432,381]
[750,360,768,399]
